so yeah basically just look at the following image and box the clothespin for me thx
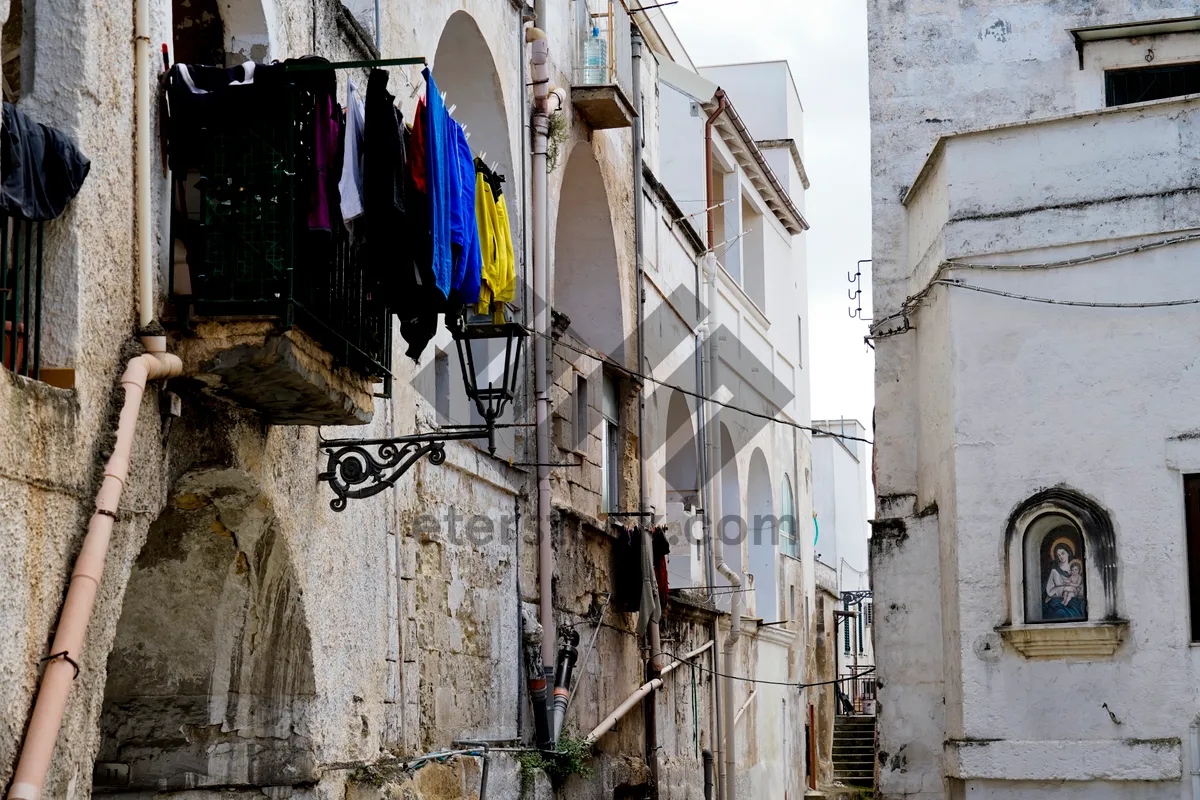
[447,103,456,115]
[480,151,488,162]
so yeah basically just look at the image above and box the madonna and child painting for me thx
[1040,526,1087,620]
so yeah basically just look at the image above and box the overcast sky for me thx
[662,0,875,430]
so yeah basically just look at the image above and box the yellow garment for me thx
[475,173,516,316]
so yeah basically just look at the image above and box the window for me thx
[858,607,865,653]
[434,349,450,424]
[1185,475,1200,641]
[779,475,798,559]
[797,316,803,369]
[1022,512,1088,624]
[574,374,589,451]
[866,602,873,627]
[843,610,851,653]
[1106,63,1200,106]
[601,372,619,512]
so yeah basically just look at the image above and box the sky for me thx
[661,0,876,430]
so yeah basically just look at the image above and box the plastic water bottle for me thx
[583,26,607,85]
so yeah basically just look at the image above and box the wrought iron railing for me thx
[841,671,878,715]
[170,81,391,382]
[1,217,43,380]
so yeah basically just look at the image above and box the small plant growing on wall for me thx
[547,109,568,172]
[517,734,594,798]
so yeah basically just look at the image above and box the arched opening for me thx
[716,423,742,612]
[665,389,699,588]
[747,448,775,620]
[97,468,316,792]
[173,0,271,66]
[554,145,624,358]
[429,11,519,448]
[665,390,698,508]
[1003,486,1118,626]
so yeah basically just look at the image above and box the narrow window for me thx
[866,601,873,627]
[858,607,864,653]
[1185,474,1200,641]
[434,349,450,424]
[797,316,803,369]
[1106,63,1200,107]
[601,372,620,512]
[574,373,589,451]
[843,610,851,653]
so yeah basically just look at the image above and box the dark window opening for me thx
[1106,62,1200,107]
[1184,474,1200,641]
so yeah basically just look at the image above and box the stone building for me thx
[0,0,820,798]
[868,2,1200,798]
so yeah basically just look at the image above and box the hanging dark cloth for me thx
[613,526,643,613]
[652,526,670,603]
[0,103,90,221]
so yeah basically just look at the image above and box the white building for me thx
[635,19,819,797]
[812,419,874,681]
[869,3,1200,799]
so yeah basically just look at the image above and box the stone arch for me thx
[1002,485,1118,625]
[431,11,517,432]
[719,422,743,583]
[747,447,776,620]
[97,468,316,792]
[664,389,698,508]
[554,144,624,357]
[173,0,274,66]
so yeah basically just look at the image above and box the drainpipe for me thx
[8,5,181,794]
[8,339,182,800]
[703,89,741,800]
[631,23,663,788]
[1191,718,1200,800]
[528,24,557,746]
[135,0,153,328]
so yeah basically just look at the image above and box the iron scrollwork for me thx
[318,428,489,512]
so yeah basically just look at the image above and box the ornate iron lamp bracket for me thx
[318,427,492,512]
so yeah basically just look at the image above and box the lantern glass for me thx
[452,320,526,424]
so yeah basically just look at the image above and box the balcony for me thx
[570,0,636,130]
[167,77,390,426]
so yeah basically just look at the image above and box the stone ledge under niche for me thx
[996,620,1128,660]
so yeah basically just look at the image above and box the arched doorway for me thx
[554,145,624,358]
[96,468,316,793]
[747,448,776,620]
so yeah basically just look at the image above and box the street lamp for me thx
[318,317,527,511]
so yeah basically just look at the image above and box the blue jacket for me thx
[423,69,453,299]
[452,121,482,305]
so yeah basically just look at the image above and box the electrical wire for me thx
[653,649,875,688]
[527,327,874,446]
[869,230,1200,340]
[933,279,1200,308]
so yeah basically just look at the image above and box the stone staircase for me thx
[832,714,876,790]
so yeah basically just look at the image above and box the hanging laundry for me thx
[399,118,440,363]
[652,526,671,604]
[0,103,90,221]
[451,121,482,306]
[473,159,515,316]
[637,525,663,636]
[410,97,427,193]
[338,77,366,223]
[307,89,341,231]
[613,526,643,613]
[422,68,455,300]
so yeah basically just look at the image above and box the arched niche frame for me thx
[998,486,1128,659]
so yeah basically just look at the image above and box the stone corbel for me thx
[996,620,1128,660]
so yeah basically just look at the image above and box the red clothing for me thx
[410,96,428,193]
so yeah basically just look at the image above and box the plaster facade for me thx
[868,2,1200,798]
[0,1,820,799]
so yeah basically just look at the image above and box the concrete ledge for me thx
[945,738,1181,781]
[996,620,1127,659]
